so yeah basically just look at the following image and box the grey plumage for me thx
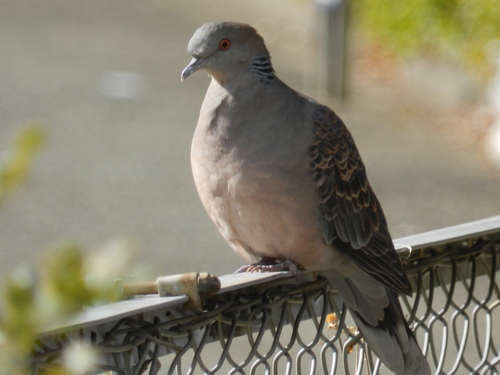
[182,21,430,375]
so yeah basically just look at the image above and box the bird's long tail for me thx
[321,271,431,375]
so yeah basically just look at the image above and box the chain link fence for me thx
[34,216,500,374]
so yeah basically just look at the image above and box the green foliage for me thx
[1,267,37,374]
[354,0,500,77]
[0,242,135,375]
[0,126,45,202]
[0,128,136,374]
[41,244,97,314]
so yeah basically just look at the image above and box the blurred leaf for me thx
[0,266,37,375]
[0,125,45,201]
[2,267,36,332]
[40,244,97,316]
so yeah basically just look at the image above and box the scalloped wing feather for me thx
[309,104,411,296]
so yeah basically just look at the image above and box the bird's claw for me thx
[235,258,301,275]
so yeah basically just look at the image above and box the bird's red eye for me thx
[219,39,231,50]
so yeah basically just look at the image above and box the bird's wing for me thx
[309,103,411,296]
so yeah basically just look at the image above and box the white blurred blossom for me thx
[63,344,96,375]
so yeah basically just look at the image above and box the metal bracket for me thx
[118,272,221,311]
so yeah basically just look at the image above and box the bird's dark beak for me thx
[181,57,204,81]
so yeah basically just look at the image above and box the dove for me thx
[181,21,430,375]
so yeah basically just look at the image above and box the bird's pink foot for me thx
[235,258,301,275]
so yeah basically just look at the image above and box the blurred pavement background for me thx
[1,0,499,278]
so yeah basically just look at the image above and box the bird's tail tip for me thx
[401,333,431,375]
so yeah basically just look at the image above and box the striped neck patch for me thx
[249,56,275,84]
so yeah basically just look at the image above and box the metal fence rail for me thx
[34,216,500,374]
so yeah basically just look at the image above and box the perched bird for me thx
[182,21,430,375]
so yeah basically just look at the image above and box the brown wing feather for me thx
[309,104,411,296]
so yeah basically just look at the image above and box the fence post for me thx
[316,0,348,99]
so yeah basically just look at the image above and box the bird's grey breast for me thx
[193,80,311,179]
[190,80,330,265]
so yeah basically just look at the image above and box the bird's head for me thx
[181,22,272,83]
